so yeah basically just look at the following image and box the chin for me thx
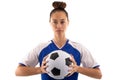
[56,30,64,32]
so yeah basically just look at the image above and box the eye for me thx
[53,21,58,24]
[61,21,65,24]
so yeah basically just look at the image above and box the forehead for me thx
[51,11,67,20]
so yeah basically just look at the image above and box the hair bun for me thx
[52,1,66,9]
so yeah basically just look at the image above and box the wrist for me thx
[36,67,42,74]
[76,66,81,73]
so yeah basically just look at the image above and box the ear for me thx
[49,19,51,23]
[49,19,52,25]
[67,20,69,26]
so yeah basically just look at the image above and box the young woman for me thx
[15,1,102,80]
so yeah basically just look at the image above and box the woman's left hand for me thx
[68,55,79,76]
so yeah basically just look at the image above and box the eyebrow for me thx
[52,19,65,21]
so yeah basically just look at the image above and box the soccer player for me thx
[15,1,102,80]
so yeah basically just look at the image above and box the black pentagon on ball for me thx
[50,52,59,60]
[65,58,72,66]
[51,67,60,76]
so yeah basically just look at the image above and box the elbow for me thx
[15,68,21,76]
[15,72,19,76]
[15,67,24,76]
[92,72,102,79]
[96,70,102,79]
[97,73,102,79]
[91,68,102,79]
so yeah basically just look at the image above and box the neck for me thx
[53,34,67,48]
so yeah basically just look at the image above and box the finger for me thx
[67,71,74,77]
[70,63,77,67]
[66,73,71,77]
[43,55,48,61]
[41,61,45,66]
[42,69,48,73]
[68,67,74,74]
[41,65,48,73]
[42,65,47,68]
[42,58,49,64]
[70,58,76,65]
[70,55,77,65]
[41,60,46,66]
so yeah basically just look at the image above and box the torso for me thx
[38,39,81,80]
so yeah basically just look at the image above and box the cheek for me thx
[64,24,68,29]
[51,26,56,31]
[50,23,55,28]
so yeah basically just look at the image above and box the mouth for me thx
[56,29,63,32]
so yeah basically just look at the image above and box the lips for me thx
[56,30,63,32]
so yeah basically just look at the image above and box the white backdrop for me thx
[0,0,120,80]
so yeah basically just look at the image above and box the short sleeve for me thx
[68,41,99,68]
[19,41,51,67]
[81,45,99,68]
[19,45,40,67]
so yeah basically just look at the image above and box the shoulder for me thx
[68,40,90,55]
[37,41,52,48]
[29,41,52,56]
[68,40,84,50]
[35,41,52,51]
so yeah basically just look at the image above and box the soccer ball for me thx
[46,50,72,79]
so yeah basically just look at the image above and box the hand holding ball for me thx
[46,50,72,79]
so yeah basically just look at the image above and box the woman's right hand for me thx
[40,56,48,74]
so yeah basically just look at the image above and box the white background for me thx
[0,0,120,80]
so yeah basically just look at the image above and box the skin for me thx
[50,11,69,48]
[15,11,102,79]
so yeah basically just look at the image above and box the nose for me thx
[56,23,62,29]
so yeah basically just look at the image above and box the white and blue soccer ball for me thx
[46,50,72,79]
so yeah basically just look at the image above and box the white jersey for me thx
[19,39,99,80]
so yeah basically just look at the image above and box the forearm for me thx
[15,66,42,76]
[77,66,102,79]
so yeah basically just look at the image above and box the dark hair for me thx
[49,1,69,21]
